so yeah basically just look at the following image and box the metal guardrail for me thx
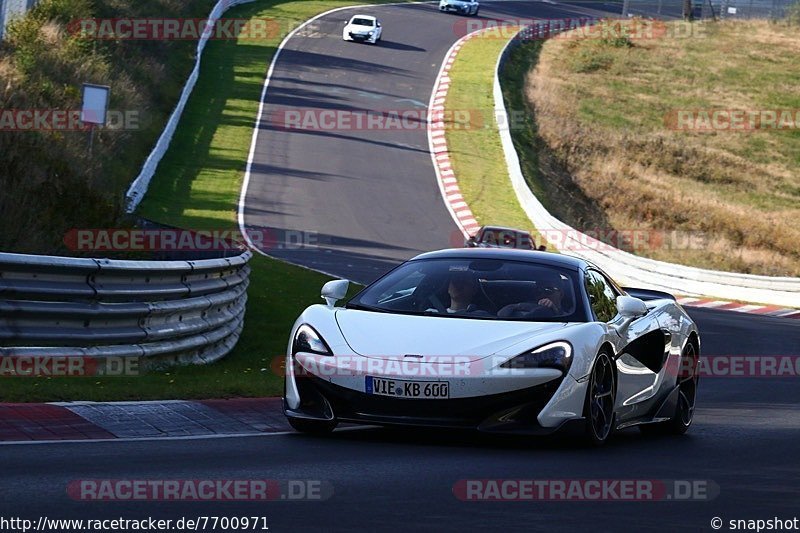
[0,250,251,368]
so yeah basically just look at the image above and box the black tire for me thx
[287,416,337,434]
[640,340,699,436]
[583,350,616,446]
[473,7,480,16]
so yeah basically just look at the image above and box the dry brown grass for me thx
[525,19,800,276]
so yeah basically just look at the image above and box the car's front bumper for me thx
[440,3,472,13]
[285,373,583,435]
[347,32,374,42]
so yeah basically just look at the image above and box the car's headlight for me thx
[500,341,573,372]
[292,324,332,356]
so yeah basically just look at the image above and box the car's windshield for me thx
[351,18,374,26]
[348,258,586,321]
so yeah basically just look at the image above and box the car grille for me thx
[304,375,563,428]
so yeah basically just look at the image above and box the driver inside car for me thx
[497,273,566,318]
[447,271,480,313]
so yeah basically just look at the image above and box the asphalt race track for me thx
[2,2,798,532]
[2,308,799,531]
[240,0,615,283]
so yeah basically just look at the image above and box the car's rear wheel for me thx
[583,350,616,446]
[287,416,337,434]
[473,7,480,16]
[640,340,699,436]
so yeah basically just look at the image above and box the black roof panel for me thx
[410,248,586,271]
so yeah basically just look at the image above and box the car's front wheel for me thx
[287,416,337,434]
[473,6,479,16]
[640,340,699,436]
[583,349,616,446]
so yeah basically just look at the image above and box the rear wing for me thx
[622,287,676,302]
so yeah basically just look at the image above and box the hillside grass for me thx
[524,19,800,276]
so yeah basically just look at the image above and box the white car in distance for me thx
[342,15,382,44]
[439,0,480,16]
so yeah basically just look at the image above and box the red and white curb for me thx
[428,32,483,239]
[0,398,289,443]
[677,297,800,319]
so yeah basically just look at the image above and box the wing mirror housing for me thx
[617,295,648,318]
[614,295,648,333]
[321,279,350,308]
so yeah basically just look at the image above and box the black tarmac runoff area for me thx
[2,308,799,531]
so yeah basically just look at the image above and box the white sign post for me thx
[81,83,110,156]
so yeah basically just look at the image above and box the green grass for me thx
[444,31,548,249]
[494,38,554,215]
[0,0,389,402]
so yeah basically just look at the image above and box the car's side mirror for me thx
[377,22,381,27]
[617,295,648,318]
[465,236,476,247]
[321,279,350,308]
[613,295,648,334]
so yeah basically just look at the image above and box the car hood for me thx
[335,309,570,361]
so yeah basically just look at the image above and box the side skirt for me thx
[614,385,679,430]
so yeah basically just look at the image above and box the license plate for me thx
[365,376,449,399]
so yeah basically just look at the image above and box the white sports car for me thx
[284,249,700,445]
[342,14,382,44]
[439,0,480,16]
